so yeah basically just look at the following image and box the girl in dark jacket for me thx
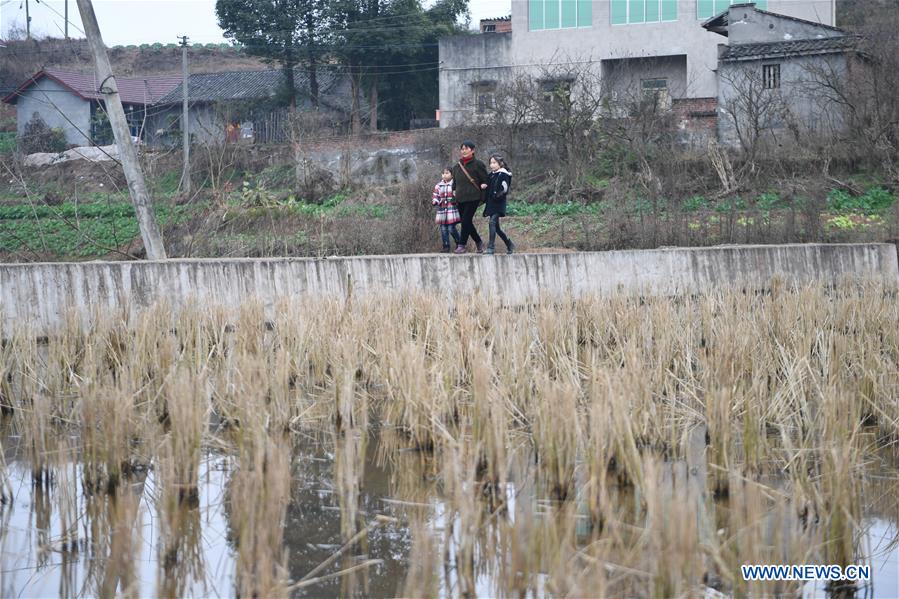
[483,154,514,255]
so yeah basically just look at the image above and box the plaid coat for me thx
[432,180,461,225]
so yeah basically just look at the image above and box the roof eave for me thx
[722,47,850,62]
[2,70,94,105]
[701,11,729,36]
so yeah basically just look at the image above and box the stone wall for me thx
[1,244,896,336]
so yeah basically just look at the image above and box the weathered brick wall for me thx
[480,18,512,33]
[672,97,717,148]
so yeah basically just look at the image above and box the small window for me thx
[540,79,573,105]
[641,78,668,92]
[484,24,496,32]
[641,78,670,109]
[472,82,497,114]
[763,64,780,89]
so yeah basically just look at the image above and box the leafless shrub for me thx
[291,111,341,201]
[486,59,611,192]
[329,177,435,255]
[192,141,238,205]
[718,66,792,170]
[802,24,899,185]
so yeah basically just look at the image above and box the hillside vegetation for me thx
[0,37,267,90]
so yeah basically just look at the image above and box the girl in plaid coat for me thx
[432,167,462,252]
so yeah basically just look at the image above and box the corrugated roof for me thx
[155,68,340,105]
[720,35,858,61]
[2,68,181,105]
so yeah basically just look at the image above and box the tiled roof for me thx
[720,36,858,61]
[2,68,181,105]
[155,68,341,106]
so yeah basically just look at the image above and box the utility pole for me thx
[179,35,190,195]
[25,0,31,40]
[65,0,69,39]
[75,0,167,260]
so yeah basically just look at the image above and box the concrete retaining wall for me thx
[1,244,896,335]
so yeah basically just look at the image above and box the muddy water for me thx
[2,425,897,598]
[1,432,418,597]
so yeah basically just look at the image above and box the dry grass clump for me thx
[0,282,896,596]
[228,434,291,598]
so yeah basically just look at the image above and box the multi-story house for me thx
[438,0,835,128]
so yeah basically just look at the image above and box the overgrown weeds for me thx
[0,284,896,595]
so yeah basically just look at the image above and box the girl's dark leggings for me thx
[458,202,482,246]
[488,214,511,249]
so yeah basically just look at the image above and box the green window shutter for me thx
[646,0,660,21]
[611,0,628,23]
[577,0,592,26]
[545,0,561,28]
[561,0,578,27]
[661,0,677,20]
[629,0,645,22]
[697,0,714,19]
[529,0,545,30]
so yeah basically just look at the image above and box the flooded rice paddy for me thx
[1,285,897,597]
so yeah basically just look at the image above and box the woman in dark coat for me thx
[482,154,514,254]
[451,140,489,254]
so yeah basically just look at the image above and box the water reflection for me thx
[0,430,417,598]
[1,428,897,598]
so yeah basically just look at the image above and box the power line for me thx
[33,0,85,36]
[0,39,442,57]
[0,64,443,87]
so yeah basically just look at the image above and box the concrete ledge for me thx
[1,244,897,335]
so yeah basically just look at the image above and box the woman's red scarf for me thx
[461,155,474,165]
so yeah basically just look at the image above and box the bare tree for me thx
[485,59,611,194]
[717,65,791,169]
[531,62,609,188]
[487,76,541,163]
[597,62,681,200]
[801,27,899,184]
[483,56,688,201]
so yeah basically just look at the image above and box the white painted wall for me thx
[15,78,91,146]
[439,0,836,125]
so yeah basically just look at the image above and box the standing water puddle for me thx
[2,427,897,597]
[2,289,898,596]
